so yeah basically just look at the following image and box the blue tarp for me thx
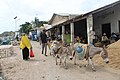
[32,32,37,41]
[1,40,10,45]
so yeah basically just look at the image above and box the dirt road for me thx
[1,41,120,80]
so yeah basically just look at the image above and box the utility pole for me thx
[14,16,20,31]
[14,16,17,31]
[14,16,20,38]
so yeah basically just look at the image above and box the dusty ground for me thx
[1,41,120,80]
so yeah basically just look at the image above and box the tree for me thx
[32,17,48,28]
[38,21,48,27]
[19,22,32,34]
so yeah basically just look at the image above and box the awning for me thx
[43,24,52,30]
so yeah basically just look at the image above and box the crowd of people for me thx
[90,31,120,47]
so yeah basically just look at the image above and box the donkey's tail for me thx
[72,50,75,58]
[85,46,89,60]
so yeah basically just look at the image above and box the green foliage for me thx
[19,22,32,34]
[18,17,48,35]
[38,21,48,28]
[33,17,48,27]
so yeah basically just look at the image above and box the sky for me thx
[0,0,118,33]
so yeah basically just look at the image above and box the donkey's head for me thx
[50,40,61,55]
[100,47,109,64]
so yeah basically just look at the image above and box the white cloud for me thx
[0,0,118,33]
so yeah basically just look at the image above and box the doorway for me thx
[102,23,111,38]
[74,19,87,43]
[119,21,120,33]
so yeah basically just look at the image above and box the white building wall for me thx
[93,4,120,36]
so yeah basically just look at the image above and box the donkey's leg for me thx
[88,57,90,65]
[91,58,96,71]
[64,56,68,69]
[64,56,66,66]
[50,52,51,55]
[55,55,58,65]
[59,56,62,65]
[74,54,77,65]
[85,57,90,67]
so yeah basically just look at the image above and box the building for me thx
[49,1,120,44]
[48,13,78,42]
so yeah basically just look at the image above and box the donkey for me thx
[50,40,73,67]
[72,43,109,71]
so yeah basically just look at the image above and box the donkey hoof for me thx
[84,65,88,67]
[79,66,82,68]
[92,68,96,72]
[74,63,77,65]
[65,67,68,69]
[84,65,87,67]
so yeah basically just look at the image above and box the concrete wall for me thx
[93,4,120,36]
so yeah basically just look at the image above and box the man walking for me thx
[40,29,48,56]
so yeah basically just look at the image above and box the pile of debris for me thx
[10,41,20,46]
[94,40,120,69]
[0,45,14,58]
